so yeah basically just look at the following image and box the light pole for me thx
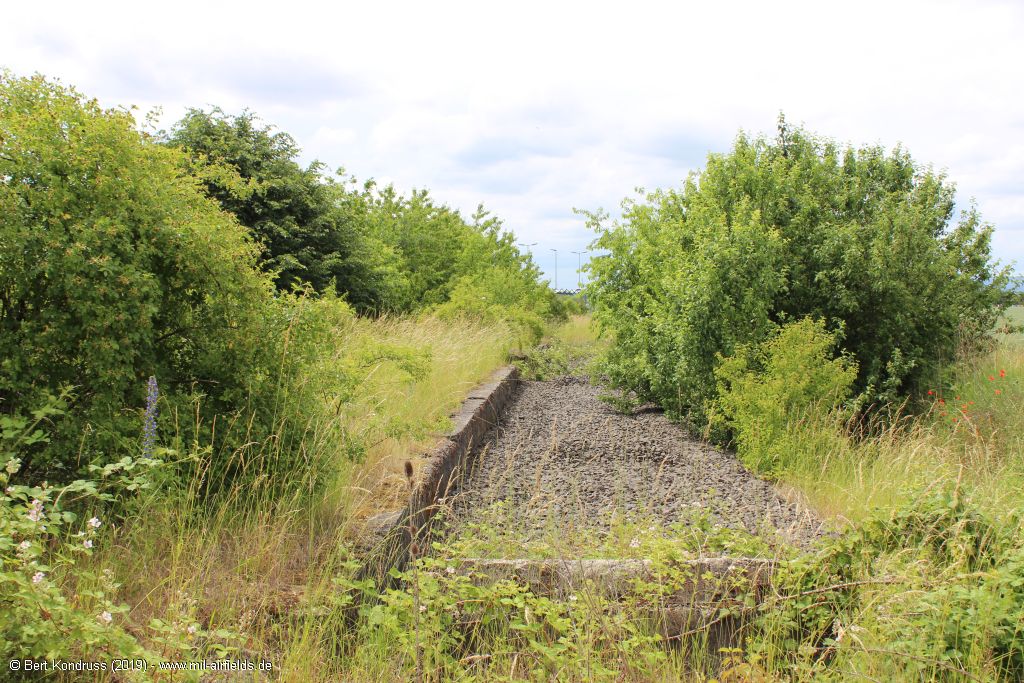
[518,242,537,257]
[550,248,558,290]
[571,250,588,289]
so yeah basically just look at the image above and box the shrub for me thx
[714,318,858,476]
[749,487,1024,681]
[0,73,286,481]
[586,118,1009,425]
[0,394,147,661]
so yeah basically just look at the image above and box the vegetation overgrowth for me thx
[0,71,559,668]
[2,68,1022,681]
[330,311,1024,682]
[584,116,1010,427]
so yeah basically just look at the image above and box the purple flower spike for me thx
[142,376,159,458]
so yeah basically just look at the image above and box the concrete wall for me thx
[359,365,521,582]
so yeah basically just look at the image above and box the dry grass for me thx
[338,314,519,522]
[85,313,519,676]
[80,310,1024,680]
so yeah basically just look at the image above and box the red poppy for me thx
[996,389,1002,395]
[938,399,945,405]
[1000,369,1006,378]
[988,375,995,381]
[928,390,934,396]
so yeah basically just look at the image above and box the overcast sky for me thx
[4,0,1022,286]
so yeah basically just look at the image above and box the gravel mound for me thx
[447,376,826,548]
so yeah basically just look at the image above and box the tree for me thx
[586,117,1009,424]
[0,74,279,476]
[166,108,397,309]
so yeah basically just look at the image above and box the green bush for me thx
[0,73,292,480]
[586,118,1008,425]
[748,487,1024,681]
[714,318,857,476]
[0,74,368,494]
[0,394,146,661]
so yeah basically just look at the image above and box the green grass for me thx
[68,313,521,680]
[40,311,1024,681]
[783,310,1024,524]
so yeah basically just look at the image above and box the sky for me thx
[3,0,1022,287]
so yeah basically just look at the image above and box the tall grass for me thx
[339,314,519,520]
[74,313,518,678]
[783,313,1024,524]
[58,312,1024,680]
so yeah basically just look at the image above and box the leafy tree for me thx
[586,117,1009,424]
[167,108,559,325]
[166,108,398,310]
[356,183,561,324]
[0,73,280,477]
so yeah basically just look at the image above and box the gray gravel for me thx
[447,375,826,548]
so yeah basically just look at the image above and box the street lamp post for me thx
[550,248,558,290]
[571,250,588,289]
[518,242,537,257]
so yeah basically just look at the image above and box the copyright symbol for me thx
[10,659,21,671]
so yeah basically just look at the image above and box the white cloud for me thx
[4,0,1022,284]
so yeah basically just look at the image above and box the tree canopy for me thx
[0,74,280,475]
[586,117,1009,424]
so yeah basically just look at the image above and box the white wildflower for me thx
[5,458,19,474]
[27,499,43,522]
[99,611,113,624]
[87,516,101,529]
[187,624,197,635]
[629,537,641,549]
[32,571,45,584]
[83,539,94,549]
[18,540,31,551]
[568,594,578,602]
[445,565,455,575]
[419,604,427,613]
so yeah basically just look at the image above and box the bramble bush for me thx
[0,393,144,661]
[1,393,249,669]
[763,487,1024,681]
[585,117,1009,428]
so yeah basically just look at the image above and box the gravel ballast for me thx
[447,375,826,547]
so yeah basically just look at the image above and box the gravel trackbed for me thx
[448,375,826,547]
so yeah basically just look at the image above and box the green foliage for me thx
[166,108,402,311]
[714,318,858,476]
[167,109,559,327]
[360,191,561,329]
[331,552,702,680]
[0,394,145,661]
[0,73,285,479]
[586,117,1009,426]
[514,341,576,381]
